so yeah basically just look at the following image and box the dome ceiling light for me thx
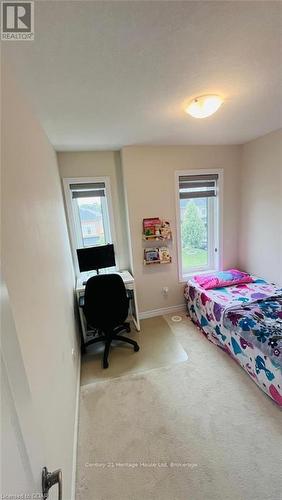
[185,95,223,118]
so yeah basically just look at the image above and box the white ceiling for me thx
[4,0,282,150]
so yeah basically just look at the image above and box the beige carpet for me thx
[76,313,282,500]
[80,316,187,385]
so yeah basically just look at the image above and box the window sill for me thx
[179,269,217,284]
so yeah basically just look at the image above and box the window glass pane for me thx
[180,197,208,271]
[77,196,106,247]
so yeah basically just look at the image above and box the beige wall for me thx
[56,138,281,316]
[239,129,282,285]
[2,67,79,499]
[121,146,241,313]
[57,151,130,270]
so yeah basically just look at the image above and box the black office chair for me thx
[81,274,140,368]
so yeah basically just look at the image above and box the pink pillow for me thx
[194,269,253,290]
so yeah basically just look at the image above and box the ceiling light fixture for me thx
[185,95,223,119]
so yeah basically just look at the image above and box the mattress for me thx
[184,277,282,406]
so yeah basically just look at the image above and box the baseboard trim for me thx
[139,303,186,320]
[71,348,81,500]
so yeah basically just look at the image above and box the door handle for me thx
[42,466,62,500]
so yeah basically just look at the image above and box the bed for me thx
[184,276,282,406]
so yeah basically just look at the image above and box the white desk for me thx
[76,270,140,343]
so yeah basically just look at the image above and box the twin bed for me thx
[184,272,282,406]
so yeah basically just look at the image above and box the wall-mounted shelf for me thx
[143,246,172,266]
[144,257,172,266]
[142,218,172,266]
[142,234,171,241]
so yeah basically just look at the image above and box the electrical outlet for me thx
[162,287,169,295]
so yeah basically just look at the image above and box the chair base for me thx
[83,322,140,368]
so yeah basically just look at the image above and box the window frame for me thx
[175,169,223,283]
[63,176,117,276]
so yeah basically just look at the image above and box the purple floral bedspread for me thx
[224,295,282,367]
[184,278,282,406]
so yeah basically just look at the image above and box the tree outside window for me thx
[181,199,208,270]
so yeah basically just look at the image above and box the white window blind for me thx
[179,174,218,199]
[70,182,106,199]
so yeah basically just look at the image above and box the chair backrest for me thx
[83,274,129,330]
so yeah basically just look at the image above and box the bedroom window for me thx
[175,170,222,280]
[63,177,116,275]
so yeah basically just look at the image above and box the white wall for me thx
[2,66,79,499]
[57,151,130,271]
[121,146,241,313]
[239,129,282,285]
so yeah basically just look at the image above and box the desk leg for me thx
[132,316,140,332]
[77,292,88,351]
[131,284,140,332]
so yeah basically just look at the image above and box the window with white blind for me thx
[175,170,222,280]
[63,177,116,274]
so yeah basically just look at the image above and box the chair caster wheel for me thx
[103,361,109,369]
[134,344,140,352]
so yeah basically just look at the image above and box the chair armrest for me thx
[78,296,85,308]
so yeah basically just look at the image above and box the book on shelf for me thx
[159,246,171,263]
[143,218,161,236]
[144,246,171,264]
[160,221,172,240]
[143,218,172,239]
[144,247,160,263]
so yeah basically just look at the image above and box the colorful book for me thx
[143,218,161,236]
[144,247,160,262]
[159,246,171,263]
